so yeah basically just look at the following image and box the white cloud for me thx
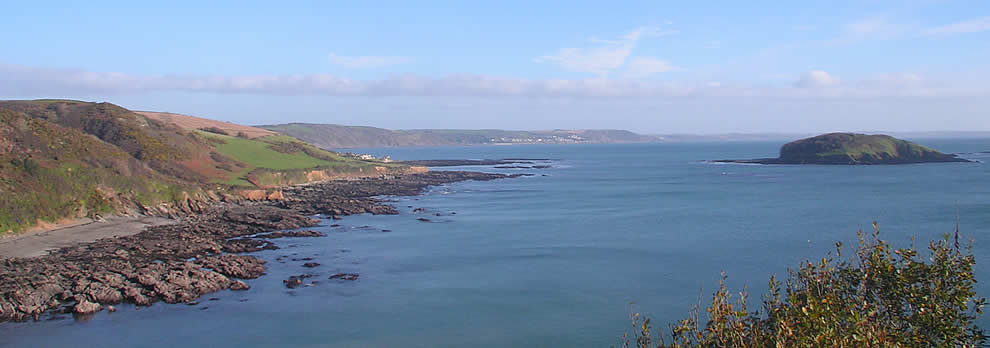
[795,70,840,88]
[829,17,908,44]
[537,26,672,77]
[537,46,633,77]
[328,53,410,68]
[622,57,675,79]
[1,64,985,99]
[925,17,990,35]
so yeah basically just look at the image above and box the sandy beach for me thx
[0,216,173,259]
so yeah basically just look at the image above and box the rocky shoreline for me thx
[0,171,520,322]
[396,159,549,167]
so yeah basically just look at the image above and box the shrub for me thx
[620,223,986,347]
[11,158,39,175]
[199,126,229,136]
[236,131,249,138]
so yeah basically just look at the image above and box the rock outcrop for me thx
[717,133,971,165]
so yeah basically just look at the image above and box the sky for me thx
[1,0,989,134]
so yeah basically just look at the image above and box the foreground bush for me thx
[622,224,986,347]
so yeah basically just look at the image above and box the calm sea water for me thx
[2,140,990,347]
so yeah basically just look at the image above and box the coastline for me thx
[0,171,522,322]
[0,216,173,259]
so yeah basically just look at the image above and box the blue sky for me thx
[2,0,989,133]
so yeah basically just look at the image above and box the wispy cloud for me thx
[0,63,984,99]
[795,70,840,88]
[925,17,990,36]
[829,16,909,44]
[537,26,674,78]
[622,57,675,79]
[827,16,990,44]
[328,53,410,68]
[858,72,925,89]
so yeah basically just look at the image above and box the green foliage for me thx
[198,126,229,135]
[9,158,39,175]
[776,133,961,164]
[0,105,197,234]
[0,163,189,234]
[201,131,333,170]
[198,131,383,186]
[621,225,986,348]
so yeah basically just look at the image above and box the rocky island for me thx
[717,133,971,165]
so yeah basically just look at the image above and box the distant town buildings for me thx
[488,135,586,144]
[343,153,392,162]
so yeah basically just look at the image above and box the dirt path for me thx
[0,216,173,259]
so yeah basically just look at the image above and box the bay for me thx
[2,139,989,347]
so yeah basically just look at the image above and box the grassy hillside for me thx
[261,123,659,149]
[137,111,277,139]
[197,132,394,186]
[0,100,403,234]
[0,106,192,233]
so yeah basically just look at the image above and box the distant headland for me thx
[716,133,972,165]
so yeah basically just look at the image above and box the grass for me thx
[197,131,391,186]
[18,99,88,105]
[776,133,955,164]
[798,134,937,159]
[202,132,332,169]
[820,137,897,157]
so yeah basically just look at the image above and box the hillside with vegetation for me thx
[0,100,410,234]
[718,133,970,165]
[622,227,986,347]
[260,123,659,149]
[137,111,277,139]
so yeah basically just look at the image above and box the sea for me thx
[2,139,989,347]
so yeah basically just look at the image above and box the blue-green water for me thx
[2,140,989,347]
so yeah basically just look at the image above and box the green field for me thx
[197,131,385,186]
[206,133,332,169]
